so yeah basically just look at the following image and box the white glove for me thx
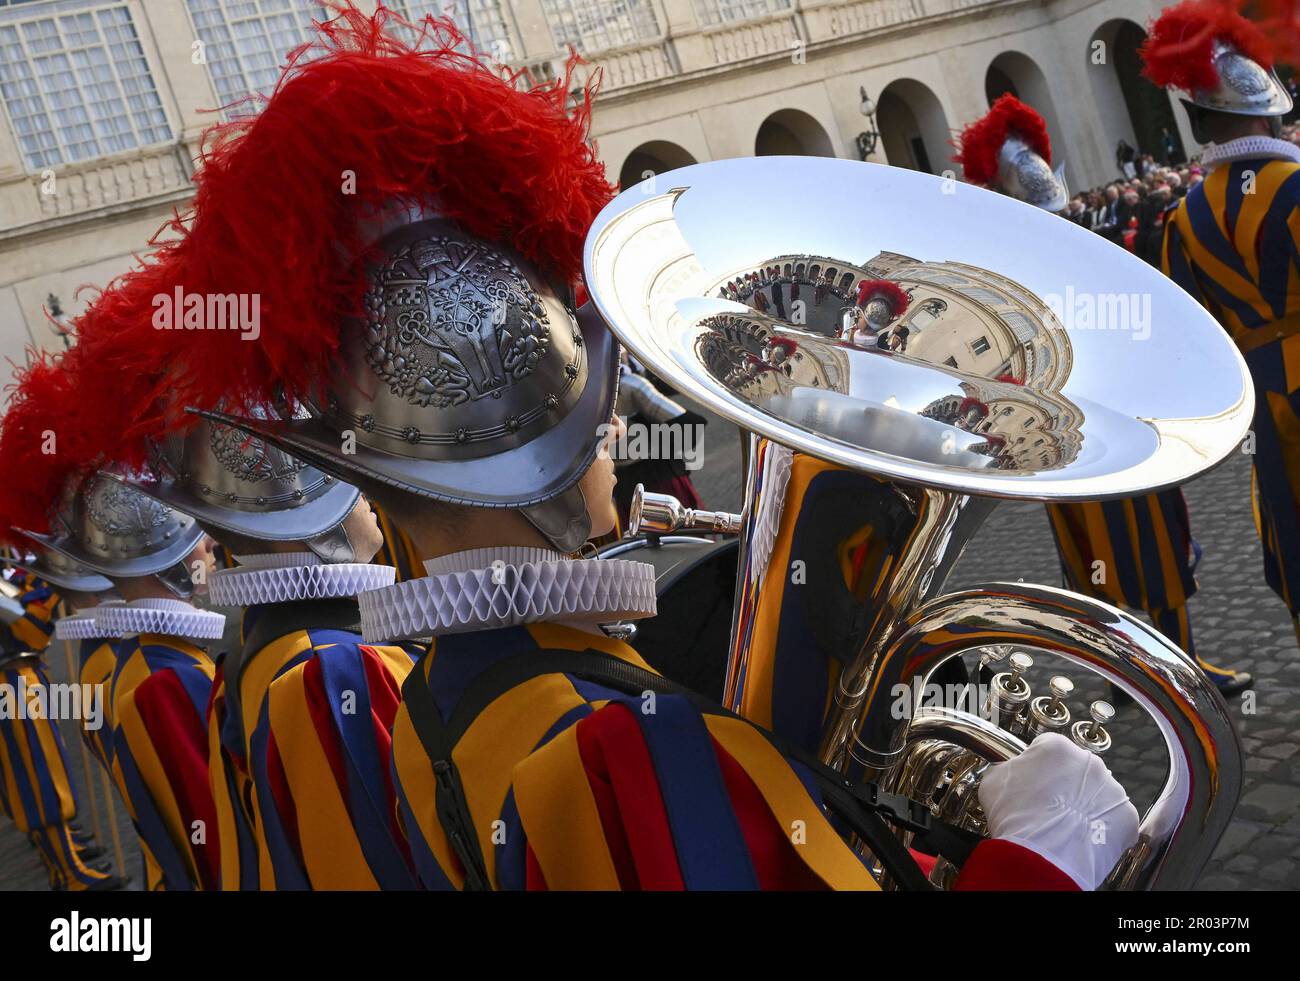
[978,732,1139,890]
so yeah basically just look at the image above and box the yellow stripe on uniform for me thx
[264,664,378,890]
[511,721,622,890]
[703,714,880,891]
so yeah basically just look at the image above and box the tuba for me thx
[586,157,1253,889]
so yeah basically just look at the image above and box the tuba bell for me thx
[586,156,1253,889]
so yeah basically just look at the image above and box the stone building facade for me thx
[0,0,1188,368]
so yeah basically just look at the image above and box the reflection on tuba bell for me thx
[585,157,1254,889]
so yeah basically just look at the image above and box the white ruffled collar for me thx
[358,546,657,643]
[96,598,226,641]
[208,552,395,607]
[53,601,124,642]
[1200,135,1300,170]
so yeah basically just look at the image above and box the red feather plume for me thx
[7,1,615,533]
[76,2,614,431]
[1259,0,1300,68]
[953,94,1052,187]
[855,279,910,317]
[0,252,187,539]
[1140,0,1273,91]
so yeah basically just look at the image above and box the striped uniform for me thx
[108,633,219,890]
[209,603,419,890]
[9,574,58,653]
[0,657,117,890]
[77,637,118,770]
[1163,157,1300,631]
[391,621,1075,890]
[1043,492,1234,681]
[0,575,116,890]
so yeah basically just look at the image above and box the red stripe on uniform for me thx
[575,703,684,890]
[358,647,413,869]
[709,735,826,890]
[301,657,351,801]
[132,670,221,889]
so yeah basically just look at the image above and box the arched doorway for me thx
[754,109,835,157]
[618,141,698,190]
[1090,19,1185,166]
[984,51,1072,187]
[877,79,950,174]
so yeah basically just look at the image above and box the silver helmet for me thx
[863,296,898,330]
[997,136,1069,213]
[1180,40,1292,117]
[9,536,112,594]
[20,473,203,598]
[200,213,620,553]
[129,409,361,563]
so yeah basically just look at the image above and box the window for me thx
[185,0,325,117]
[972,335,991,356]
[0,2,171,170]
[395,0,511,58]
[539,0,659,54]
[692,0,791,27]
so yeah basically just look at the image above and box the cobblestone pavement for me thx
[3,407,1295,890]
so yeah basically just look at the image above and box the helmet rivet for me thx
[565,363,578,378]
[455,428,468,443]
[545,394,558,410]
[573,332,584,347]
[256,497,267,506]
[360,414,375,432]
[403,427,421,444]
[294,489,305,499]
[506,416,519,432]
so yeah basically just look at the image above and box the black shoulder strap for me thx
[400,644,981,891]
[223,597,362,752]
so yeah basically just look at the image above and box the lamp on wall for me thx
[856,86,880,160]
[46,293,71,349]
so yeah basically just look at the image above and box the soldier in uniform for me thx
[190,6,1141,890]
[0,547,124,890]
[21,474,224,891]
[123,413,421,891]
[954,93,1252,695]
[1143,1,1300,647]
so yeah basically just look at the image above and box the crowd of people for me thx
[1063,123,1300,265]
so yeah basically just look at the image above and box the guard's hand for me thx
[978,732,1139,890]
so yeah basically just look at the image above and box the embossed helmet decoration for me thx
[127,408,361,563]
[1142,1,1292,121]
[19,473,202,598]
[133,7,619,552]
[954,95,1069,213]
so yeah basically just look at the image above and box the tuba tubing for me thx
[854,581,1243,890]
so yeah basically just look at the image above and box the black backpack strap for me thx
[223,597,362,754]
[399,659,494,891]
[400,644,981,890]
